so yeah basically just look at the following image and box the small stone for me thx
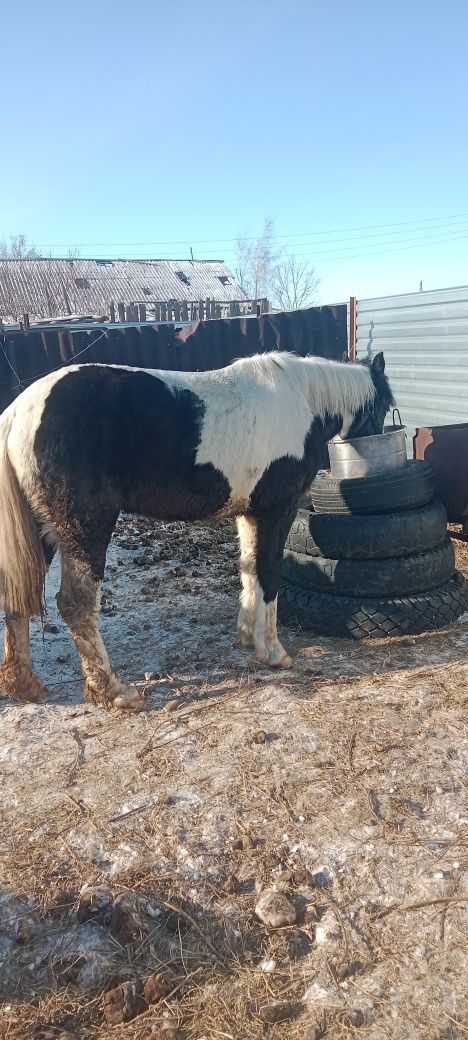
[103,981,147,1024]
[56,655,69,664]
[165,699,179,712]
[288,929,312,958]
[76,884,113,924]
[223,875,239,894]
[160,1019,179,1036]
[15,918,33,943]
[43,622,59,634]
[259,958,277,972]
[312,867,333,889]
[292,867,314,887]
[255,890,297,928]
[110,893,149,942]
[258,1000,301,1023]
[144,973,172,1003]
[145,670,161,682]
[164,910,189,933]
[252,730,267,744]
[343,1009,370,1028]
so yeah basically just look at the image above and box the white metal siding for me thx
[356,285,468,446]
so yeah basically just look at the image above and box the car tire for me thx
[286,501,448,560]
[309,460,435,515]
[282,539,455,598]
[277,572,468,639]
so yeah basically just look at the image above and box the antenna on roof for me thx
[190,247,194,263]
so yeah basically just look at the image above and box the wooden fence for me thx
[0,304,348,414]
[109,298,269,323]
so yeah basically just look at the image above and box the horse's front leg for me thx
[236,515,257,648]
[240,507,296,668]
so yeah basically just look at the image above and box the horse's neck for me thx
[290,356,372,424]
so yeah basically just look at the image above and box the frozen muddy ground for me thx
[0,515,467,1039]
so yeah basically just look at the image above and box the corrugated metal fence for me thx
[0,303,347,413]
[355,285,468,443]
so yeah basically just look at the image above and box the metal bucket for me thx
[329,424,407,480]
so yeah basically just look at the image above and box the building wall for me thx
[355,285,468,444]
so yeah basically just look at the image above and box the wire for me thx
[0,330,108,391]
[0,341,24,389]
[85,225,468,263]
[32,210,468,249]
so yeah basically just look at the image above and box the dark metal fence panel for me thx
[0,304,347,413]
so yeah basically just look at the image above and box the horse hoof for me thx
[281,654,293,668]
[112,690,147,712]
[0,666,49,704]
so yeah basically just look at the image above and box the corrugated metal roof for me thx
[0,257,247,322]
[356,284,468,445]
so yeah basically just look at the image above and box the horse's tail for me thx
[0,434,46,617]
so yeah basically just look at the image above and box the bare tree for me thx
[0,234,40,259]
[235,217,278,300]
[271,254,320,310]
[0,236,86,322]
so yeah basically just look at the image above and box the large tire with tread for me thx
[283,539,455,598]
[310,460,434,515]
[287,501,448,560]
[277,572,468,640]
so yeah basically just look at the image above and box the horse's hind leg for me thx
[0,612,49,703]
[0,533,55,703]
[57,552,145,712]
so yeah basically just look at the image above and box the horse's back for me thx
[12,365,231,522]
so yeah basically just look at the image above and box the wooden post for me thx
[118,301,125,322]
[161,302,167,321]
[138,304,147,322]
[349,296,357,361]
[181,300,188,321]
[173,300,181,322]
[199,300,204,321]
[154,302,161,322]
[205,297,211,320]
[109,300,116,322]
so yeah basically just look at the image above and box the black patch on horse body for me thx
[34,366,230,577]
[249,414,342,602]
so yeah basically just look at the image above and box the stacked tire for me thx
[278,460,468,639]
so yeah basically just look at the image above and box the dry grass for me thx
[1,518,467,1039]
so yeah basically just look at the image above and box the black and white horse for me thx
[0,351,393,710]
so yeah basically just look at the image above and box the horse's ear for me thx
[372,351,385,375]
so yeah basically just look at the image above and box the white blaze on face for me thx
[339,412,355,439]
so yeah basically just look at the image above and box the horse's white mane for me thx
[231,351,374,420]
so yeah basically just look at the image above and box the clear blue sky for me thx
[2,0,467,303]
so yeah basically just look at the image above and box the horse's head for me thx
[345,352,395,439]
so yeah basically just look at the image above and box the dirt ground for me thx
[1,516,467,1040]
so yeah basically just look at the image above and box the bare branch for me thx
[271,254,320,310]
[235,217,279,300]
[0,234,40,260]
